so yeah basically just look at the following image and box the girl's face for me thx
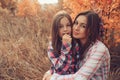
[73,15,87,40]
[59,17,71,38]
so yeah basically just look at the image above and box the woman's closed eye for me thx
[74,21,86,28]
[80,24,86,28]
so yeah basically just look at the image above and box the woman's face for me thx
[73,15,87,40]
[59,17,72,38]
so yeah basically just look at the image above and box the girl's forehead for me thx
[60,17,71,24]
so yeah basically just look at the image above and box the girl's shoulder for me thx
[48,41,53,49]
[49,41,52,44]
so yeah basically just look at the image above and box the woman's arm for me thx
[48,42,72,73]
[50,43,109,80]
[73,44,106,80]
[43,70,52,80]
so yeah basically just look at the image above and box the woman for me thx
[45,10,110,80]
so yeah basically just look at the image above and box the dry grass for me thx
[0,9,51,79]
[108,68,120,80]
[0,8,120,80]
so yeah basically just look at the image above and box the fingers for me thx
[42,71,53,80]
[42,77,45,80]
[42,73,49,80]
[47,75,52,80]
[42,75,46,80]
[62,34,72,44]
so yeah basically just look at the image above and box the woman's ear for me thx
[86,29,90,37]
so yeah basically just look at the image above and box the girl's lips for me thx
[63,33,70,35]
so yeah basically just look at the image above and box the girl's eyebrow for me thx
[67,22,70,24]
[58,24,62,26]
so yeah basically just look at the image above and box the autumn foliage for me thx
[0,0,17,15]
[17,0,40,17]
[0,0,120,79]
[63,0,120,47]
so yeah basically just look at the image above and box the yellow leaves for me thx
[114,34,120,41]
[17,0,39,17]
[116,39,120,43]
[110,2,120,12]
[63,0,91,19]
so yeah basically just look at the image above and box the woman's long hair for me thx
[73,11,104,60]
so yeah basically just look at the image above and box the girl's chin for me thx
[63,33,71,36]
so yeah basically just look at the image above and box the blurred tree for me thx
[0,0,17,15]
[17,0,40,17]
[58,0,63,9]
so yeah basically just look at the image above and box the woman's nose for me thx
[74,25,79,30]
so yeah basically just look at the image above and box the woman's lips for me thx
[73,31,79,35]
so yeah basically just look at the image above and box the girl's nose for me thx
[63,26,67,31]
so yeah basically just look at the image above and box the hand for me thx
[62,34,72,44]
[46,75,52,80]
[42,72,52,80]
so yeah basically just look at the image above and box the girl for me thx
[50,11,110,80]
[43,10,79,80]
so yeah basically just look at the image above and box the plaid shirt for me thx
[48,42,79,75]
[50,40,110,80]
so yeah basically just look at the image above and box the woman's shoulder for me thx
[92,40,108,52]
[96,40,106,46]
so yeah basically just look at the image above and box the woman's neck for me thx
[80,39,87,46]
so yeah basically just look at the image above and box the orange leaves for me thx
[77,0,83,5]
[17,0,39,17]
[63,0,120,46]
[107,0,113,4]
[63,0,90,19]
[110,2,119,12]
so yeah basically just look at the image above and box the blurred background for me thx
[0,0,120,79]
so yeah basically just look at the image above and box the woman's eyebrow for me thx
[80,23,87,25]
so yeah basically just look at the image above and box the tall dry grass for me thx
[0,8,51,79]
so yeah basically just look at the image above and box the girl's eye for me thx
[67,23,71,27]
[59,25,63,28]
